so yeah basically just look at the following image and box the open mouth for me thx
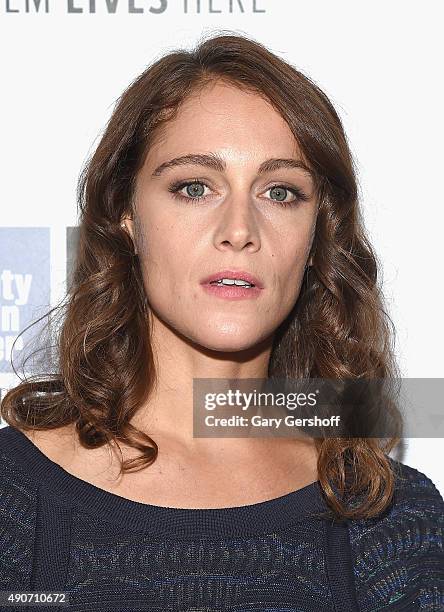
[209,279,256,289]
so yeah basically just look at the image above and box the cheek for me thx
[274,216,316,282]
[275,245,307,288]
[142,230,194,305]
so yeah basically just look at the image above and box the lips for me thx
[200,269,264,289]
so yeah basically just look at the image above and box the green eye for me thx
[168,180,209,202]
[268,185,297,203]
[184,182,206,198]
[263,184,310,207]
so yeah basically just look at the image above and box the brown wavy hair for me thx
[1,31,402,521]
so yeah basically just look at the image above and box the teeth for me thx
[211,277,254,287]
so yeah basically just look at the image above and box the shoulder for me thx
[349,455,443,534]
[0,424,39,501]
[388,455,443,501]
[0,425,39,587]
[348,456,444,610]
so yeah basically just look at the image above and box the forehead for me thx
[146,81,302,164]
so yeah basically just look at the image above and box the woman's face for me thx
[125,80,318,352]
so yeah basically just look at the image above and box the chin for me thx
[191,324,274,354]
[199,336,259,353]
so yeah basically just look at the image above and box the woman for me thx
[1,32,442,611]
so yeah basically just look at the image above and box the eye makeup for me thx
[167,178,310,208]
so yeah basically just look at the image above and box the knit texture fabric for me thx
[0,424,443,611]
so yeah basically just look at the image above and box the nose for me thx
[212,194,261,253]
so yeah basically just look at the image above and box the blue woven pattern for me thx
[64,513,333,610]
[348,459,444,611]
[0,452,37,589]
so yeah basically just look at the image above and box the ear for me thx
[120,216,138,255]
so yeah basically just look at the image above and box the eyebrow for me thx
[151,152,315,180]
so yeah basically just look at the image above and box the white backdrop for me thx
[1,0,443,494]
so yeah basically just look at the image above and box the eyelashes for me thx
[167,179,309,208]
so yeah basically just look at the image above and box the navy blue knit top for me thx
[0,424,443,611]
